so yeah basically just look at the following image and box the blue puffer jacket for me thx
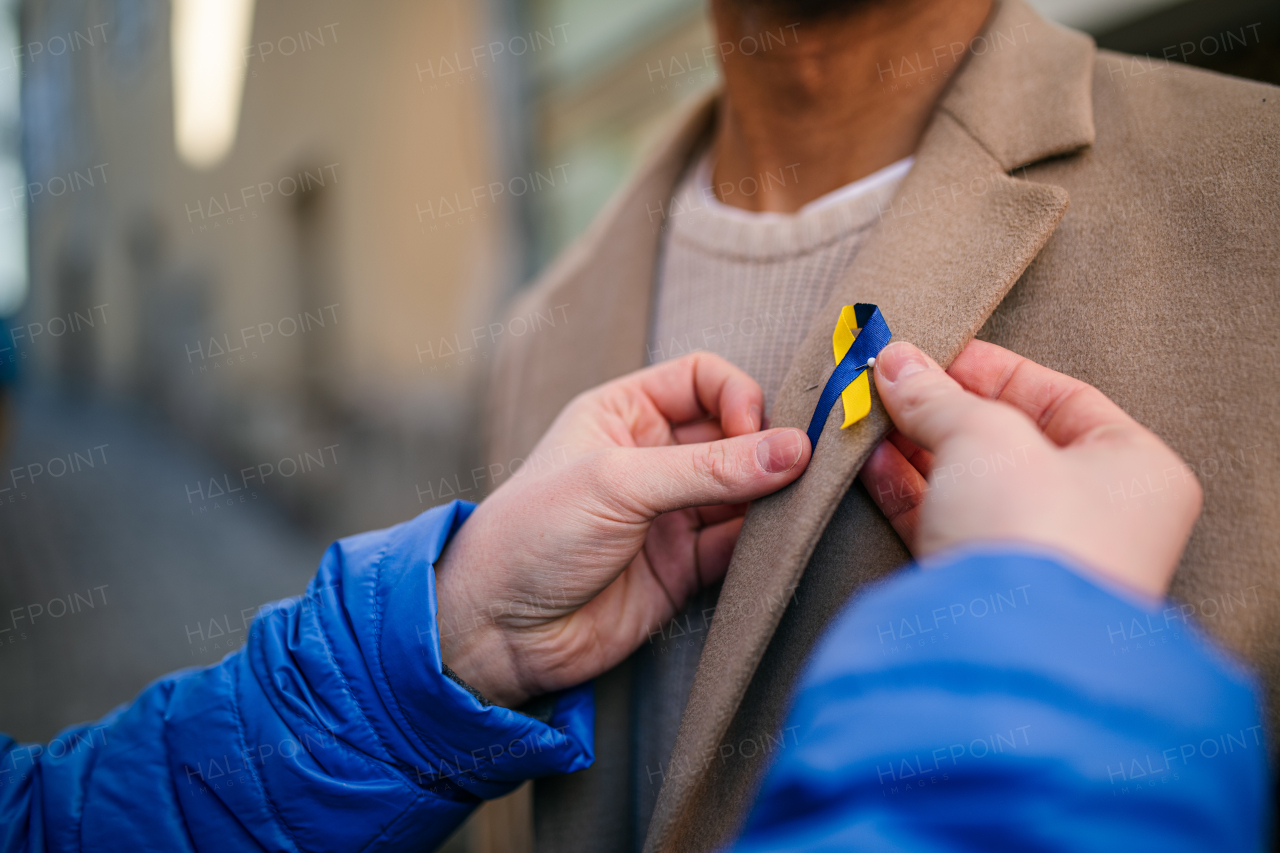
[0,502,593,852]
[0,501,1268,851]
[734,549,1269,852]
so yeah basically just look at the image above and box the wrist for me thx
[439,619,528,707]
[434,531,530,707]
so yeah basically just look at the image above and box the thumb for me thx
[873,341,1026,454]
[618,427,811,514]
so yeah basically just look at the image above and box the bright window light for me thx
[0,0,26,317]
[171,0,256,170]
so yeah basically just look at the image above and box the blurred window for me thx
[0,0,27,317]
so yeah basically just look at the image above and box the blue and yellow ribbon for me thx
[805,304,892,450]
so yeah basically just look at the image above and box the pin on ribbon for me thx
[804,303,892,450]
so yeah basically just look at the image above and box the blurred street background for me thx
[0,0,1275,850]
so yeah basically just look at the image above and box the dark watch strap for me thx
[441,663,558,724]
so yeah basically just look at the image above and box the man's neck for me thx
[710,0,994,212]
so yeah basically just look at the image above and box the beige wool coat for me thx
[483,1,1280,850]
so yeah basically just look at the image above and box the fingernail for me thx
[756,429,804,474]
[749,404,762,432]
[877,342,930,384]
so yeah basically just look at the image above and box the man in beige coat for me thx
[484,0,1280,850]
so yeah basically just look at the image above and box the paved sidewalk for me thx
[0,386,325,742]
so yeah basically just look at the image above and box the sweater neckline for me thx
[663,147,912,261]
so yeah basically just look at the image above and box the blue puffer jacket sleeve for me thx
[0,500,594,853]
[731,548,1269,853]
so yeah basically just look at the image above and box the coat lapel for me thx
[646,2,1095,849]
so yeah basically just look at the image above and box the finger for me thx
[858,438,926,552]
[873,341,1032,454]
[607,427,810,515]
[887,429,934,478]
[631,352,763,437]
[674,420,725,445]
[696,516,744,586]
[946,339,1139,447]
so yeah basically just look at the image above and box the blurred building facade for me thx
[16,0,536,541]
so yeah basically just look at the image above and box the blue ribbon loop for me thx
[804,303,892,450]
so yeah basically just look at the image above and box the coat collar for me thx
[937,0,1096,171]
[518,0,1097,417]
[512,0,1100,445]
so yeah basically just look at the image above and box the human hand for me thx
[434,353,811,707]
[859,340,1202,600]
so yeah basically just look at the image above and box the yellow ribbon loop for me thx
[832,305,871,428]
